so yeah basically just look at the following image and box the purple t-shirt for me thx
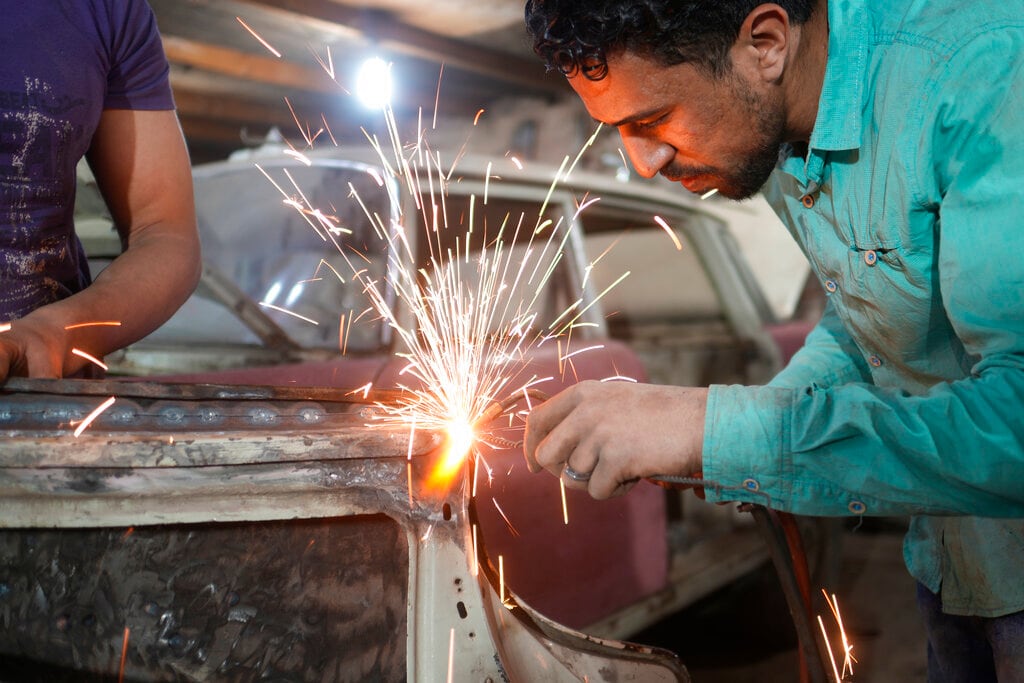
[0,0,174,322]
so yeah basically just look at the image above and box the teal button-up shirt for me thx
[703,0,1024,616]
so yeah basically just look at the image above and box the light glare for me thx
[356,56,392,109]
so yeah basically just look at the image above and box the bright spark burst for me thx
[255,34,631,496]
[276,120,620,490]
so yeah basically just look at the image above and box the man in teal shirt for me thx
[522,0,1024,679]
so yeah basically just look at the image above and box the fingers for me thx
[523,381,708,501]
[525,384,610,493]
[0,327,63,379]
[26,347,62,379]
[523,385,580,474]
[0,338,19,381]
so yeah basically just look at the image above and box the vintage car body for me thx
[0,378,687,681]
[0,144,810,678]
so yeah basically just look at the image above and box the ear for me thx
[734,4,791,82]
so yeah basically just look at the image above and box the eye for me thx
[635,113,668,130]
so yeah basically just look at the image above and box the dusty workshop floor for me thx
[634,520,929,682]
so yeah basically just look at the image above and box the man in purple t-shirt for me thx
[0,0,200,379]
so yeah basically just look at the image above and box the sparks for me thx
[310,44,336,82]
[653,215,684,251]
[258,301,319,325]
[821,589,857,679]
[446,627,455,683]
[283,148,312,166]
[560,344,604,362]
[560,478,569,525]
[73,396,116,438]
[71,348,108,371]
[258,91,624,497]
[64,320,122,330]
[427,417,475,488]
[407,461,415,510]
[236,17,281,58]
[118,627,130,683]
[499,554,506,605]
[472,523,479,576]
[492,498,520,537]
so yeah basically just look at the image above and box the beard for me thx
[661,75,787,200]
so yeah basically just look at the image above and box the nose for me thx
[619,133,674,179]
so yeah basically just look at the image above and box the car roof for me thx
[196,140,726,225]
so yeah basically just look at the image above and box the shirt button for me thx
[848,500,867,514]
[869,355,883,367]
[864,250,878,266]
[800,194,815,209]
[824,279,838,293]
[742,478,760,492]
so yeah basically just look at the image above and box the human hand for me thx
[523,380,708,499]
[0,315,68,381]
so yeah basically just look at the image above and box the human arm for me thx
[701,31,1024,518]
[0,108,200,379]
[768,297,871,390]
[527,29,1024,517]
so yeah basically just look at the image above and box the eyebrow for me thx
[599,107,666,128]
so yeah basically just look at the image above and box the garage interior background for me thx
[138,3,924,680]
[149,0,812,324]
[151,0,581,165]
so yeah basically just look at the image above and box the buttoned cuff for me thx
[702,384,793,508]
[701,384,876,516]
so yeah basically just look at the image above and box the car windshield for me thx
[152,160,393,354]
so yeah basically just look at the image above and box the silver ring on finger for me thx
[563,464,592,483]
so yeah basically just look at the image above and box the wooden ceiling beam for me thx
[162,35,341,95]
[171,87,299,129]
[230,0,566,97]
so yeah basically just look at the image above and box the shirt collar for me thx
[809,0,870,153]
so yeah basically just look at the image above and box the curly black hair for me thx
[525,0,815,80]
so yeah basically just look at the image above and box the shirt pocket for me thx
[845,238,938,369]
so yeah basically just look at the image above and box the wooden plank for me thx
[162,34,341,94]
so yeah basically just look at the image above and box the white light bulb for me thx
[356,56,392,109]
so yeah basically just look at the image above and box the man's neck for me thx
[785,0,829,143]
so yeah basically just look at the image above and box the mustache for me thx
[659,162,718,182]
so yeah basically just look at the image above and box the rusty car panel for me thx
[0,378,689,681]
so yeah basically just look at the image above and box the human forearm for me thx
[703,368,1024,517]
[0,221,199,378]
[59,222,198,370]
